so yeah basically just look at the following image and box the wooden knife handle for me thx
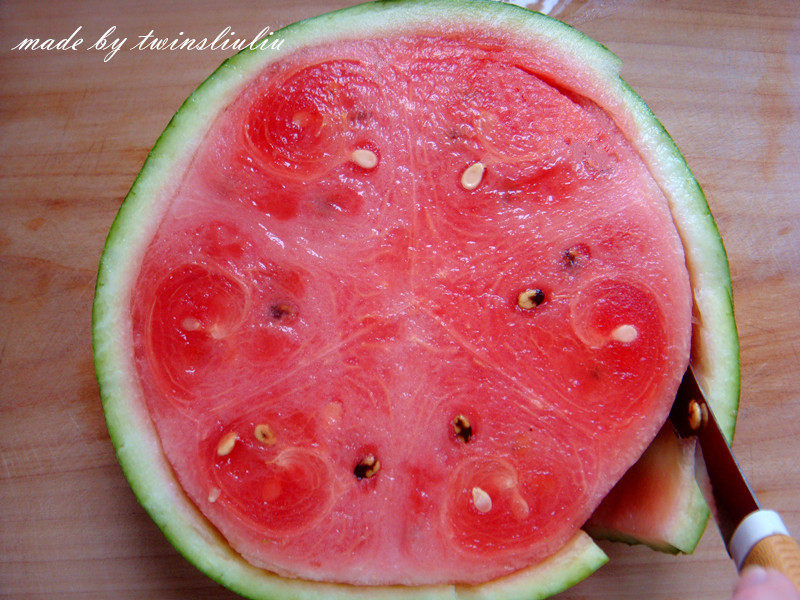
[742,534,800,592]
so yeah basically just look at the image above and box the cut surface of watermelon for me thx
[129,31,692,586]
[93,1,738,598]
[586,422,709,553]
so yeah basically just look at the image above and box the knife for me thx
[669,368,800,589]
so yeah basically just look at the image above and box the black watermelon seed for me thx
[517,288,545,310]
[452,415,473,443]
[354,454,380,479]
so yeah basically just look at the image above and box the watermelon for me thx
[92,1,739,598]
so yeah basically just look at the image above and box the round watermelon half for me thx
[92,1,739,598]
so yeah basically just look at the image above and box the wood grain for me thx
[1,1,799,599]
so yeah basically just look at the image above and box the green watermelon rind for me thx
[92,0,737,597]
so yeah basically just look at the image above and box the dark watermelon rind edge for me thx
[92,0,737,597]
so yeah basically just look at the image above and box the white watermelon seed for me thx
[291,111,310,127]
[181,317,201,331]
[354,454,381,479]
[208,487,221,503]
[517,289,545,310]
[471,486,492,513]
[216,431,238,456]
[611,324,638,343]
[351,148,378,169]
[460,162,485,190]
[510,494,530,520]
[254,424,276,445]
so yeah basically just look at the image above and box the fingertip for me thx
[733,566,800,600]
[738,565,768,586]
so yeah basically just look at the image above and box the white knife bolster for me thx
[729,509,790,569]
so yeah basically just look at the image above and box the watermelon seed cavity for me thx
[216,432,239,456]
[354,454,381,479]
[208,487,221,503]
[270,301,297,320]
[452,415,472,443]
[471,487,492,513]
[460,162,485,190]
[563,244,590,267]
[254,424,277,445]
[209,324,226,339]
[517,289,545,310]
[349,109,370,124]
[351,149,378,170]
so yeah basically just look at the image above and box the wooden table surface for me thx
[1,1,799,598]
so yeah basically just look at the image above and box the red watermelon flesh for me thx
[130,34,691,585]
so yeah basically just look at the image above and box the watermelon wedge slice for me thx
[93,1,739,598]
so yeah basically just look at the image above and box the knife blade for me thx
[670,368,759,545]
[669,368,800,588]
